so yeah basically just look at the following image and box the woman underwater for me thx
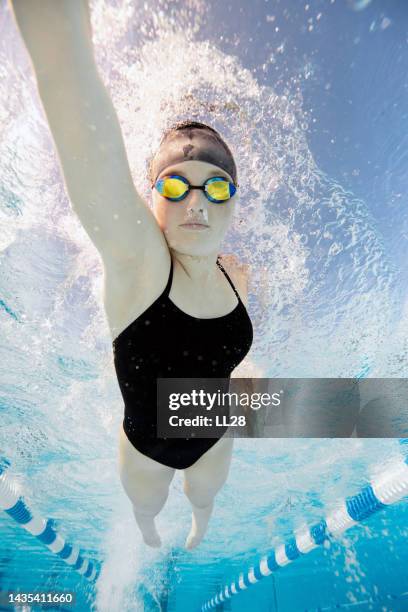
[9,0,253,549]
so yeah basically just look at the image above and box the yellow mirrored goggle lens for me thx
[206,180,231,201]
[161,177,188,198]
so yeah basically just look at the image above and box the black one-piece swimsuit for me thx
[112,256,253,469]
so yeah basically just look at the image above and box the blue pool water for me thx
[1,0,408,610]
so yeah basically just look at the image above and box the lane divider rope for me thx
[201,439,408,611]
[0,457,101,583]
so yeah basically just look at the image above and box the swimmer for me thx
[9,0,253,549]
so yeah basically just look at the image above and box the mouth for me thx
[179,223,210,230]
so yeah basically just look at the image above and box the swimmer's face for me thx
[151,160,237,257]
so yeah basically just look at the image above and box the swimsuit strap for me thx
[165,255,241,302]
[216,256,241,302]
[163,255,174,298]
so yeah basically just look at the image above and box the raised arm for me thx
[8,0,168,268]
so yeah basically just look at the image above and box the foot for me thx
[185,531,202,550]
[142,529,162,548]
[133,508,162,548]
[184,501,214,550]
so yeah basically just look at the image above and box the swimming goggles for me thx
[152,174,238,203]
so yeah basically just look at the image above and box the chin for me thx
[165,226,226,256]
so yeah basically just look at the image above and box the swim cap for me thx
[149,122,237,186]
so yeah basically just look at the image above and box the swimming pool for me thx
[1,0,407,610]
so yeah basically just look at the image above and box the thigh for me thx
[118,426,176,499]
[183,437,234,491]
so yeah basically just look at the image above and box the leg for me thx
[118,426,176,547]
[183,437,234,550]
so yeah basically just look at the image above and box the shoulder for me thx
[218,254,250,278]
[218,254,250,307]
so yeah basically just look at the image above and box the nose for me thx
[186,190,209,221]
